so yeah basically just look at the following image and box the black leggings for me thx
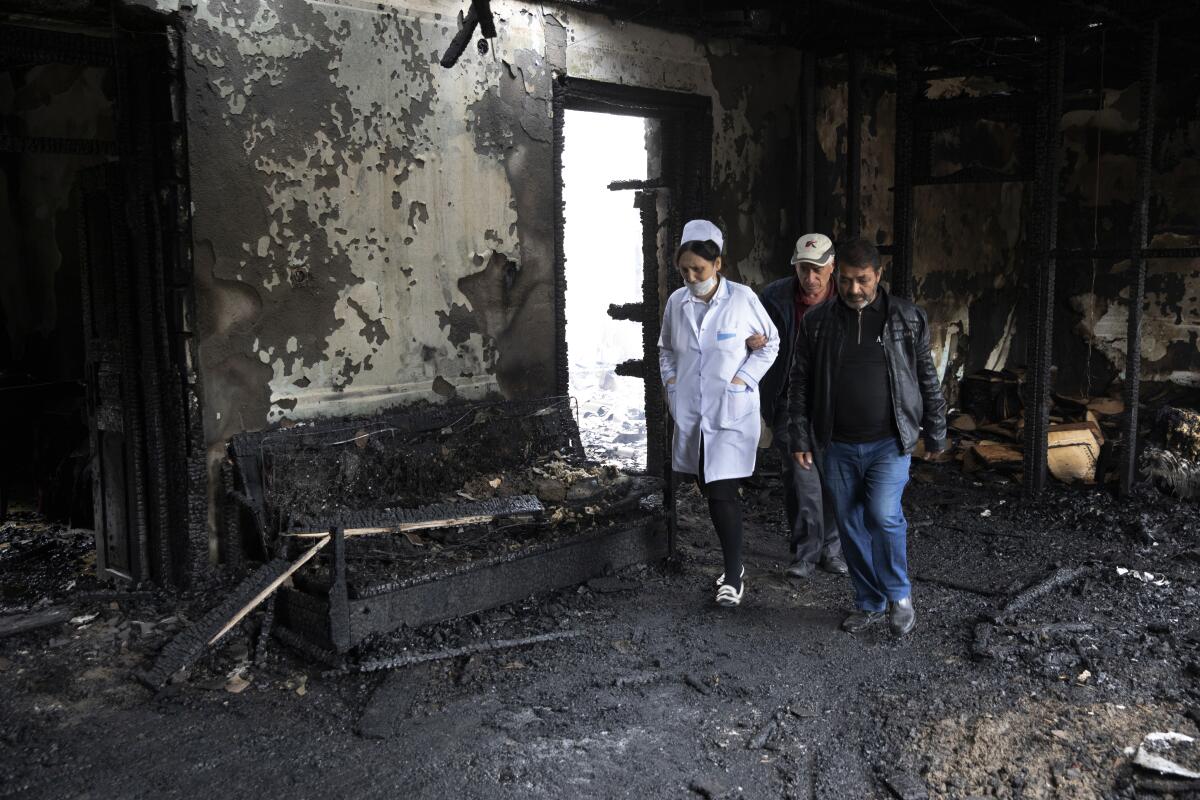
[687,438,744,590]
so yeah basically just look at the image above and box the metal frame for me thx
[1120,21,1160,495]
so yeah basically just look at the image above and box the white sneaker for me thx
[714,565,745,588]
[716,580,744,607]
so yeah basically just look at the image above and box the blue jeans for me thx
[821,438,911,612]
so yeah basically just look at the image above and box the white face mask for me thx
[687,275,717,297]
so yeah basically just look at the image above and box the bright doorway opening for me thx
[562,110,649,471]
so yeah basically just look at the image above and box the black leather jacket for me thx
[757,275,801,441]
[786,287,948,454]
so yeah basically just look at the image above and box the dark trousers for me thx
[678,437,743,589]
[821,438,911,612]
[777,441,841,564]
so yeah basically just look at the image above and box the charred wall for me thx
[813,45,1200,398]
[184,0,802,547]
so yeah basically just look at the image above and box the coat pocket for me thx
[719,383,754,429]
[716,329,742,350]
[665,381,679,418]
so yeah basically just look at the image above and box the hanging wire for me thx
[1085,29,1106,399]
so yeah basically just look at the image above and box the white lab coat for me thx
[658,276,779,482]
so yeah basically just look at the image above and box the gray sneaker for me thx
[840,609,885,633]
[889,597,915,636]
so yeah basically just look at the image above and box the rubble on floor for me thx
[570,361,648,471]
[930,371,1200,492]
[3,460,1200,798]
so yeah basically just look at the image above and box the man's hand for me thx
[666,377,677,386]
[745,333,768,351]
[731,376,746,386]
[792,451,813,470]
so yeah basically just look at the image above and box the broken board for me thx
[963,442,1023,472]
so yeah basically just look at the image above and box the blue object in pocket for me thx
[717,331,736,341]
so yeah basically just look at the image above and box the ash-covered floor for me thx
[2,463,1198,800]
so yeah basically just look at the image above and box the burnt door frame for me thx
[46,15,206,588]
[552,76,713,555]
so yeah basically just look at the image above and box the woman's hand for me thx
[666,377,677,386]
[745,333,768,351]
[731,376,746,386]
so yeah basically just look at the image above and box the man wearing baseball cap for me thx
[751,233,847,579]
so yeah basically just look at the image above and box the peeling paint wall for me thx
[815,53,1200,402]
[184,0,802,542]
[0,64,114,381]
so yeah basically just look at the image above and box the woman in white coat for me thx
[659,220,779,606]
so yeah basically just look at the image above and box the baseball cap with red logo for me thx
[789,232,835,267]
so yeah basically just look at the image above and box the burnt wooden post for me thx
[1119,22,1159,496]
[846,49,862,240]
[801,51,816,232]
[1022,35,1065,496]
[891,44,916,300]
[327,526,350,652]
[551,80,568,397]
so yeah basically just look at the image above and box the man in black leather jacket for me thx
[786,238,947,636]
[756,233,846,579]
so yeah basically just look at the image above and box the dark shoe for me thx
[840,609,885,633]
[889,597,915,636]
[818,553,849,575]
[785,559,816,579]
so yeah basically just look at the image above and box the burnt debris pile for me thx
[213,396,665,662]
[935,371,1200,493]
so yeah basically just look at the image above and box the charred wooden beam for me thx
[607,302,648,323]
[615,359,646,379]
[347,629,582,674]
[0,134,116,156]
[440,6,479,68]
[1021,35,1065,497]
[911,166,1031,187]
[890,43,917,299]
[995,565,1089,622]
[286,495,544,535]
[846,48,862,239]
[607,177,667,191]
[0,23,114,66]
[552,79,569,396]
[800,50,816,232]
[470,0,496,38]
[141,538,330,687]
[1055,246,1200,259]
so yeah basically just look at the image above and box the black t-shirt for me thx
[832,293,898,444]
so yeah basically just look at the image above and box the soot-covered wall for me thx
[185,0,802,540]
[813,48,1200,401]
